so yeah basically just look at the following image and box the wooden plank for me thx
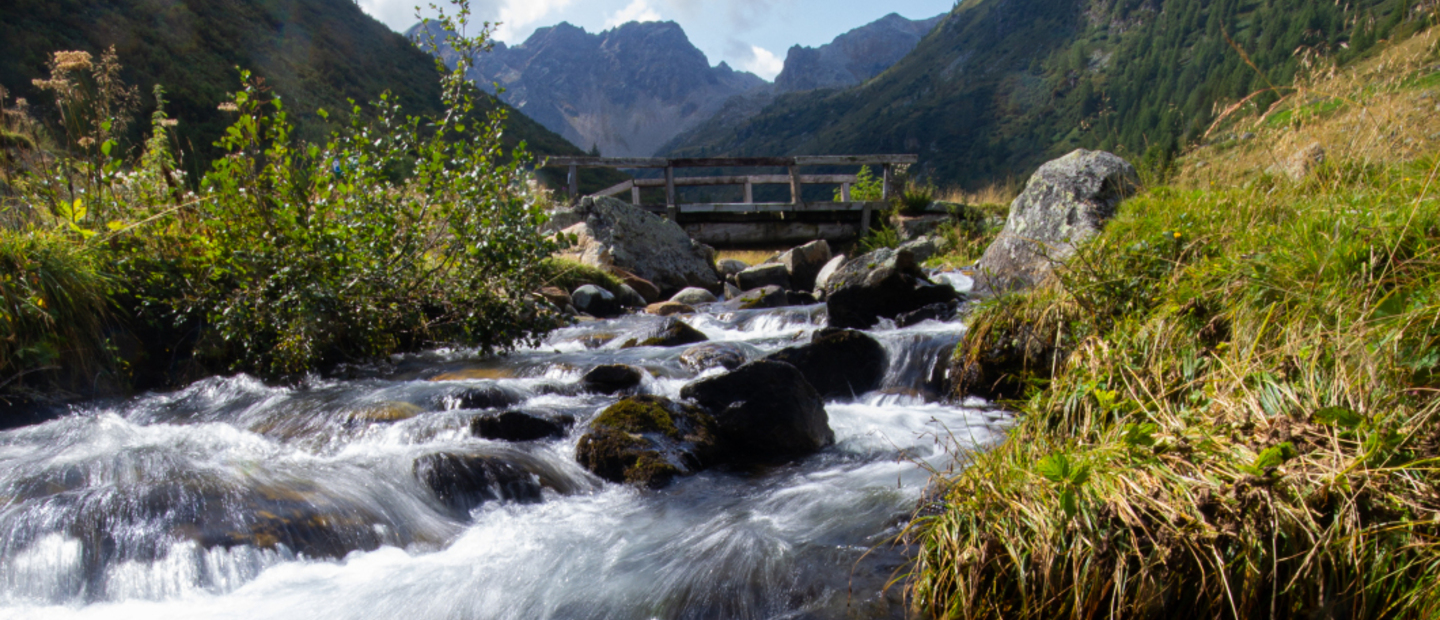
[669,157,794,168]
[861,203,873,233]
[546,157,669,168]
[668,201,882,214]
[841,182,851,202]
[596,179,634,197]
[794,154,918,166]
[631,174,857,188]
[568,165,579,201]
[664,166,677,221]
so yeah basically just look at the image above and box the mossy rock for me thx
[575,395,718,488]
[618,317,709,349]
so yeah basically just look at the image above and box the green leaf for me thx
[1122,422,1158,447]
[1060,489,1078,519]
[1036,453,1070,484]
[1313,406,1364,429]
[1254,441,1298,470]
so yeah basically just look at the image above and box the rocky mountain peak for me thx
[774,12,944,93]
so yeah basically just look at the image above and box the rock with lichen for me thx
[575,396,719,488]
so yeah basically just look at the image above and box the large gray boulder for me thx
[825,248,958,329]
[559,196,722,297]
[736,263,790,291]
[974,149,1139,295]
[764,329,887,400]
[776,240,832,291]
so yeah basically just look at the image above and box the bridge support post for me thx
[788,165,803,209]
[631,184,641,205]
[665,165,678,222]
[881,164,893,201]
[568,164,579,203]
[860,203,873,235]
[744,179,753,204]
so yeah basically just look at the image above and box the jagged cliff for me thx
[774,12,943,94]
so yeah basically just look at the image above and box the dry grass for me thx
[936,178,1023,208]
[715,248,785,266]
[910,28,1440,620]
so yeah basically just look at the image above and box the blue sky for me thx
[357,0,956,80]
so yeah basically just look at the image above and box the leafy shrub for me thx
[894,183,934,216]
[0,229,110,396]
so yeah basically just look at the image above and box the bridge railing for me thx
[543,155,918,232]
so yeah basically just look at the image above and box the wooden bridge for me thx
[544,155,918,245]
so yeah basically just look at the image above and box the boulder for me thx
[448,385,524,410]
[736,263,791,291]
[574,396,719,488]
[572,284,621,318]
[724,282,743,300]
[716,258,750,278]
[472,410,572,442]
[645,301,695,316]
[671,287,719,305]
[618,317,709,348]
[557,196,721,297]
[615,284,647,308]
[898,236,940,263]
[765,329,887,400]
[973,149,1139,295]
[895,301,958,327]
[414,453,542,514]
[787,290,818,305]
[825,248,958,329]
[678,342,752,374]
[813,254,846,291]
[721,285,788,310]
[1277,142,1326,181]
[776,240,832,291]
[680,360,834,459]
[344,401,422,425]
[893,214,952,241]
[537,286,572,309]
[581,364,646,394]
[610,268,661,303]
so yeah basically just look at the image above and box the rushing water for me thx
[0,280,1006,620]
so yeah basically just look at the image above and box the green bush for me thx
[0,229,110,396]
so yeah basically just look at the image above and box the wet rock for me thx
[344,401,422,425]
[671,287,719,305]
[724,282,743,300]
[581,364,646,394]
[825,248,958,329]
[615,284,648,308]
[556,196,721,297]
[619,317,709,348]
[973,149,1138,295]
[449,385,524,410]
[786,290,818,306]
[736,263,791,291]
[895,301,958,327]
[721,285,788,310]
[428,367,517,381]
[680,360,834,459]
[645,301,695,316]
[611,268,661,303]
[575,396,718,488]
[415,453,543,514]
[777,239,832,291]
[572,284,621,317]
[765,329,887,400]
[679,342,752,374]
[471,410,572,441]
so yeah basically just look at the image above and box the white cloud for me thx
[740,45,784,80]
[493,0,575,42]
[604,0,662,28]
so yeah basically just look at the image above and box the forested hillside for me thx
[0,0,603,184]
[666,0,1432,186]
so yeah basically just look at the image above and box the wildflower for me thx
[160,118,178,127]
[77,137,95,147]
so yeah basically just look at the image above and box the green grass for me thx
[908,155,1440,618]
[536,258,626,296]
[0,229,110,397]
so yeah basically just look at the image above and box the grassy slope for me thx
[910,31,1440,618]
[665,0,1418,188]
[0,0,619,190]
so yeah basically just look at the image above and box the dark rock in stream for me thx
[894,301,959,327]
[575,396,719,488]
[581,364,646,394]
[720,284,788,310]
[825,248,958,329]
[448,385,525,410]
[618,317,708,348]
[678,342,751,374]
[472,410,573,441]
[680,360,834,459]
[572,284,621,318]
[415,453,543,515]
[765,329,887,400]
[736,263,790,291]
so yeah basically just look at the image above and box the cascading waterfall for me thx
[0,279,1006,620]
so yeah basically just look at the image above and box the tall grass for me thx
[0,230,109,397]
[909,29,1440,620]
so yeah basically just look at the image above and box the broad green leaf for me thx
[1254,441,1297,470]
[1036,454,1070,484]
[1313,406,1364,429]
